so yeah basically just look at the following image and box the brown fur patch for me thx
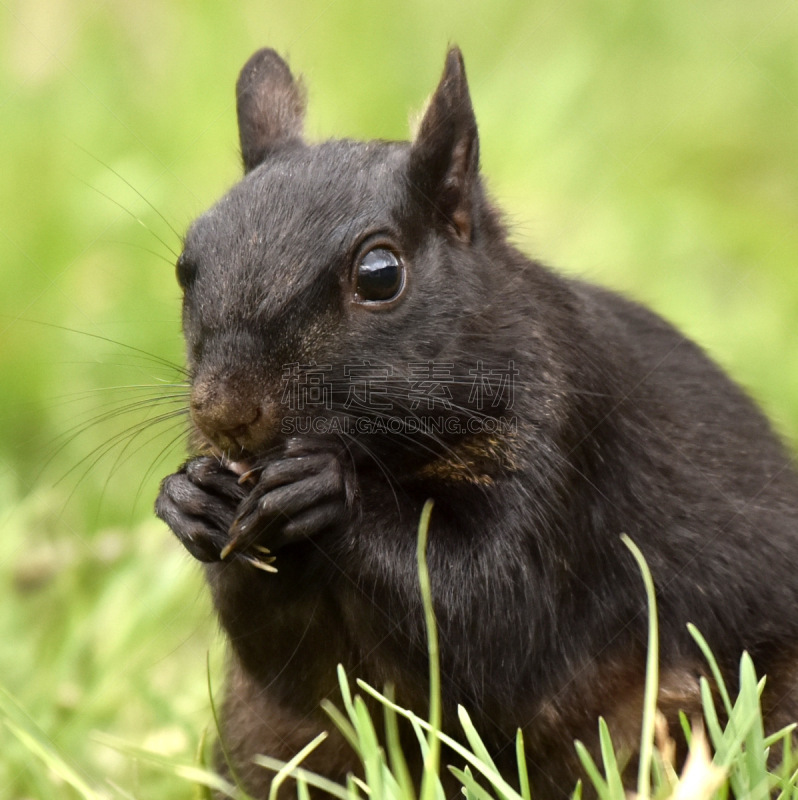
[513,657,705,795]
[215,658,360,800]
[414,432,520,485]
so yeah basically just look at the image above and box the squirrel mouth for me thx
[221,455,263,487]
[220,456,253,476]
[191,429,258,474]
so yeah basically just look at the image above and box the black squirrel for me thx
[155,47,798,797]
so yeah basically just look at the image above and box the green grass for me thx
[1,2,797,797]
[4,504,798,799]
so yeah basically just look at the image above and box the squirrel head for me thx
[178,47,517,462]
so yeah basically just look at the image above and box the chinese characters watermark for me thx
[280,360,518,436]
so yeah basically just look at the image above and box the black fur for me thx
[155,47,798,798]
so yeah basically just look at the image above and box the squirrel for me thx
[155,47,798,798]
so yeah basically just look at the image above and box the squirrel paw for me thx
[223,450,348,558]
[155,457,248,562]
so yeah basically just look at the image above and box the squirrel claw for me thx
[220,536,276,572]
[239,552,278,573]
[237,466,263,486]
[219,539,239,560]
[222,513,255,558]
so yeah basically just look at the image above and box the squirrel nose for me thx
[190,379,278,452]
[211,405,261,439]
[191,393,259,439]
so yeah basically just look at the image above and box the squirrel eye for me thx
[355,247,404,303]
[176,252,197,290]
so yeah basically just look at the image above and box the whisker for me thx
[103,405,187,485]
[47,385,188,411]
[59,380,188,393]
[69,171,180,260]
[89,415,191,527]
[138,424,192,495]
[104,239,178,268]
[127,421,192,519]
[67,136,184,245]
[336,430,403,513]
[44,393,188,468]
[14,318,188,376]
[58,407,189,493]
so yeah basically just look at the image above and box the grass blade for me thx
[515,728,531,800]
[457,705,499,775]
[322,697,362,757]
[94,731,245,798]
[574,739,609,800]
[0,684,102,800]
[356,680,524,800]
[253,755,352,800]
[268,732,328,800]
[206,651,246,792]
[417,499,442,800]
[620,534,658,800]
[597,718,624,799]
[383,685,416,800]
[687,624,733,717]
[353,695,385,800]
[449,765,497,800]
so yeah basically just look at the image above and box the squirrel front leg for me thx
[220,439,356,559]
[155,456,276,569]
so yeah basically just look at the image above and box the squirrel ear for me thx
[408,47,479,241]
[236,48,306,173]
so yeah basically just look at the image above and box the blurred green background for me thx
[1,0,796,796]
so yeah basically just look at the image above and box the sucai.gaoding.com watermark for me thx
[279,359,519,436]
